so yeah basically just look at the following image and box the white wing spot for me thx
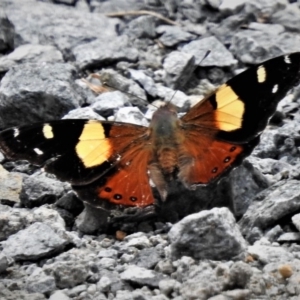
[272,84,279,94]
[284,55,291,64]
[34,148,43,155]
[43,124,54,139]
[257,65,266,83]
[13,128,19,137]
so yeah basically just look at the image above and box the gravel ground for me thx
[1,0,300,299]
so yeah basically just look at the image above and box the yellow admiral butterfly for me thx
[0,53,300,209]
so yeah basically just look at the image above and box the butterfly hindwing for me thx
[179,52,300,185]
[0,120,155,206]
[73,143,155,207]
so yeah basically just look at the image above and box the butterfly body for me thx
[1,53,300,209]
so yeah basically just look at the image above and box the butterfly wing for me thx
[179,52,300,186]
[0,120,155,207]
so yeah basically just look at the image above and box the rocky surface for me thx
[1,0,300,299]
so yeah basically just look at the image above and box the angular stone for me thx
[157,25,195,47]
[239,180,300,236]
[181,36,237,67]
[0,165,23,203]
[91,91,131,117]
[169,207,247,260]
[26,268,56,294]
[20,173,68,208]
[73,36,138,70]
[2,222,70,261]
[120,265,166,288]
[163,51,196,90]
[0,44,63,72]
[0,63,85,127]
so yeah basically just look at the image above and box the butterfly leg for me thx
[148,162,168,201]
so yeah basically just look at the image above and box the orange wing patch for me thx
[97,145,154,207]
[178,133,244,186]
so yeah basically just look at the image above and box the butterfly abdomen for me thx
[156,147,178,174]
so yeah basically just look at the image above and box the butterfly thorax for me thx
[149,104,182,175]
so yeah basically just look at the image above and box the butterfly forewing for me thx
[179,53,300,186]
[0,120,151,186]
[182,53,300,142]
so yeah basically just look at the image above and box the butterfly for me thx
[0,53,300,209]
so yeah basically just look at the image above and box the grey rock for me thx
[227,261,253,288]
[49,291,70,300]
[205,0,222,10]
[219,159,269,217]
[159,279,181,296]
[156,25,196,47]
[63,107,105,121]
[243,0,288,17]
[26,267,56,294]
[0,63,85,127]
[248,243,294,264]
[126,234,151,249]
[20,173,68,208]
[129,69,158,97]
[0,164,23,203]
[4,0,118,54]
[44,260,89,289]
[207,295,228,300]
[120,265,166,288]
[115,107,149,126]
[252,129,278,159]
[222,289,251,299]
[155,259,175,275]
[239,180,300,236]
[98,257,116,270]
[0,204,30,241]
[0,44,63,72]
[91,0,146,13]
[163,51,196,90]
[2,222,70,261]
[91,91,131,117]
[55,191,84,214]
[277,232,300,242]
[0,289,46,300]
[218,0,246,12]
[125,16,157,39]
[272,3,300,32]
[132,248,161,269]
[98,249,118,259]
[98,269,128,293]
[73,36,139,70]
[230,31,300,64]
[99,69,147,105]
[68,284,87,297]
[169,207,247,260]
[0,253,9,274]
[179,261,225,300]
[265,225,284,242]
[181,36,237,67]
[0,205,63,242]
[97,276,112,293]
[208,15,249,45]
[0,11,14,53]
[75,203,110,234]
[292,214,300,232]
[247,22,285,35]
[155,85,190,108]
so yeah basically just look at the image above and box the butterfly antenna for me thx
[200,50,211,64]
[165,50,211,105]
